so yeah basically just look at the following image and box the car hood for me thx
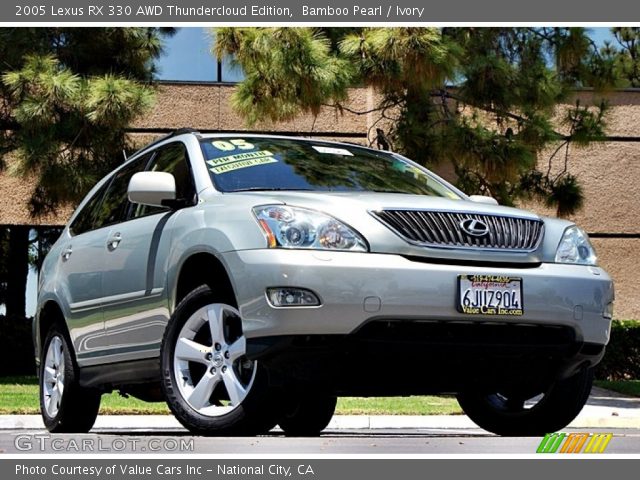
[234,191,540,219]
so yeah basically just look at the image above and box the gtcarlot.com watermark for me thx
[14,434,194,452]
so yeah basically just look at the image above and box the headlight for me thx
[253,205,368,252]
[555,226,597,265]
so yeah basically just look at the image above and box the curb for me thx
[2,414,639,431]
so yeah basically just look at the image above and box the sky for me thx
[154,27,617,82]
[590,27,616,48]
[155,27,244,82]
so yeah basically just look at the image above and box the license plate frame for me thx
[457,274,524,316]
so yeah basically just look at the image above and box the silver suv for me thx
[35,130,614,436]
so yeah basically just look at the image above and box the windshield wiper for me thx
[369,189,410,194]
[229,187,315,192]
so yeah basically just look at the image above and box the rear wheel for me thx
[457,368,594,436]
[161,286,278,435]
[40,327,101,433]
[278,394,337,436]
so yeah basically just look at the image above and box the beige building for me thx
[1,82,638,318]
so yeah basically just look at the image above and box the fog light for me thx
[604,302,614,320]
[266,288,321,307]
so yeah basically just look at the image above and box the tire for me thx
[39,326,101,433]
[456,368,594,436]
[278,394,337,436]
[161,285,278,436]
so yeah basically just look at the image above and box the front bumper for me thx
[221,249,614,347]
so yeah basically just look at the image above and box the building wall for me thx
[541,140,640,320]
[1,82,638,318]
[0,165,74,226]
[131,82,375,138]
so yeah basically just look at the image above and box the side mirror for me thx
[128,171,176,207]
[468,195,499,206]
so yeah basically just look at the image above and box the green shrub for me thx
[0,315,35,376]
[595,320,640,381]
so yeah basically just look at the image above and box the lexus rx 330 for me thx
[34,130,614,436]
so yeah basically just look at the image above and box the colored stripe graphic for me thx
[537,433,613,453]
[560,433,589,453]
[537,433,565,453]
[584,433,613,453]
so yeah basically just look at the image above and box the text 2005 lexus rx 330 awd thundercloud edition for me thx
[34,130,613,436]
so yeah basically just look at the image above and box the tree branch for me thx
[321,100,402,116]
[435,90,566,140]
[554,140,572,182]
[545,140,569,179]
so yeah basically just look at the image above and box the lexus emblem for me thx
[460,218,489,237]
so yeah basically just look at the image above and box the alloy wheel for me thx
[42,336,65,418]
[172,304,255,416]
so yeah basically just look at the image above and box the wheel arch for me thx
[35,300,72,368]
[172,251,238,311]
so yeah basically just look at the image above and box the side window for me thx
[92,154,150,230]
[131,142,196,219]
[68,182,109,236]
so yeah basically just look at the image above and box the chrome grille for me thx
[372,209,544,251]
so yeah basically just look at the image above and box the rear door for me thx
[56,181,110,365]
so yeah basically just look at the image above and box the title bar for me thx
[3,0,640,23]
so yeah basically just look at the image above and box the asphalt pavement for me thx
[0,387,638,454]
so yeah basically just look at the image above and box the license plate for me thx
[458,275,524,316]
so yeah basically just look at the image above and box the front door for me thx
[100,142,196,363]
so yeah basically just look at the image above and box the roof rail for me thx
[170,128,200,137]
[127,128,200,160]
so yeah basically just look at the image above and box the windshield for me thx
[200,137,462,199]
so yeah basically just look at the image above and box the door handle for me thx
[107,232,122,251]
[61,247,73,261]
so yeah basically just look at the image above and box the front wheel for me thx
[457,368,594,436]
[40,327,101,433]
[161,286,278,435]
